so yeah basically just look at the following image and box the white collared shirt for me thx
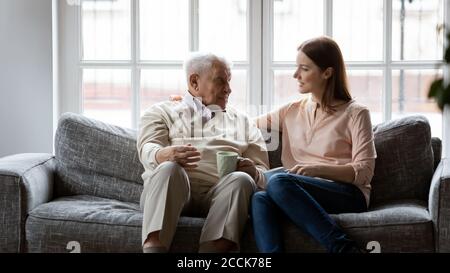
[182,92,214,123]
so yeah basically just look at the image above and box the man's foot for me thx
[143,231,165,253]
[143,246,168,253]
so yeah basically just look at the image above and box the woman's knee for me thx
[250,191,271,219]
[251,191,269,206]
[266,173,293,197]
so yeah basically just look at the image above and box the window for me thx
[62,0,447,138]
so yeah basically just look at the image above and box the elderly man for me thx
[137,52,269,253]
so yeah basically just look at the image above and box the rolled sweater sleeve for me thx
[346,108,377,187]
[137,105,170,171]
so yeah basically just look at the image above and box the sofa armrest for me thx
[0,153,56,253]
[429,158,450,252]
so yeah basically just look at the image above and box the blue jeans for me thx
[251,173,367,253]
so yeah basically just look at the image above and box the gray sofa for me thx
[0,112,448,253]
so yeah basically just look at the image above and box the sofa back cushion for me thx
[432,137,442,171]
[369,115,434,205]
[265,132,283,169]
[55,113,144,204]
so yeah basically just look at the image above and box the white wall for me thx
[0,0,53,157]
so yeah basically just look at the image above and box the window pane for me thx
[82,69,132,128]
[228,69,248,115]
[347,70,383,125]
[140,69,186,114]
[81,0,131,61]
[392,69,442,137]
[392,0,444,61]
[140,0,189,61]
[333,0,383,61]
[199,0,247,61]
[273,70,308,108]
[274,0,323,62]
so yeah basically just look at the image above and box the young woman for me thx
[252,36,377,253]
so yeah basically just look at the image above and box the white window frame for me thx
[59,0,450,156]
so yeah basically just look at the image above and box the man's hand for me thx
[236,157,257,179]
[156,144,201,169]
[288,164,323,177]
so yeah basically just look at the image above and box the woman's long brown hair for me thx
[298,36,352,114]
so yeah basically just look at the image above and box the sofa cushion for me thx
[335,199,431,228]
[334,199,434,253]
[341,200,433,253]
[55,113,144,203]
[25,195,205,253]
[26,196,433,253]
[370,115,434,206]
[242,199,434,253]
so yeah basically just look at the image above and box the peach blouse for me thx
[257,97,377,206]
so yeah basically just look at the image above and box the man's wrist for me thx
[155,149,162,164]
[251,167,258,180]
[155,147,169,164]
[253,169,259,180]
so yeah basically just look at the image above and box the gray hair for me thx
[183,52,232,84]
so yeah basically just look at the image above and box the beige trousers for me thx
[140,161,256,252]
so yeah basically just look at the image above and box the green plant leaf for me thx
[446,33,450,63]
[433,83,450,111]
[428,78,444,99]
[428,31,450,111]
